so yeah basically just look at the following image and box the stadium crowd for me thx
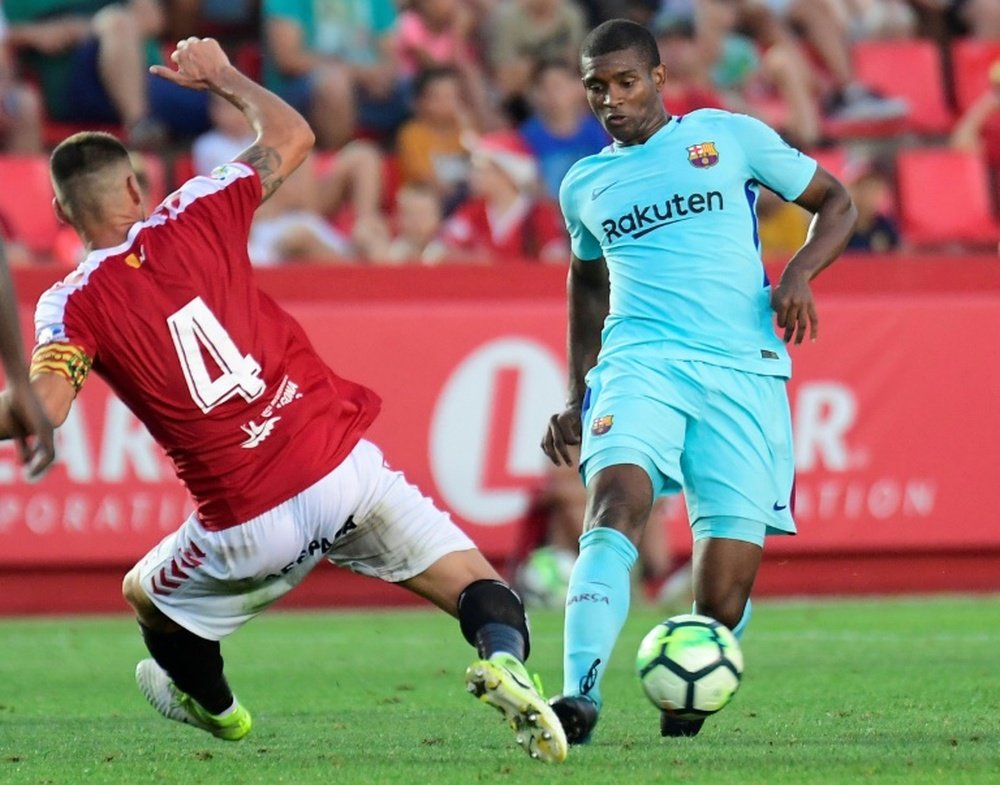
[0,0,998,266]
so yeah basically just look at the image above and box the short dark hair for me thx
[51,132,130,186]
[50,132,131,220]
[413,66,460,100]
[580,19,661,71]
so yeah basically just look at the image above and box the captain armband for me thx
[30,342,93,392]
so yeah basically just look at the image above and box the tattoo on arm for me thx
[236,144,286,203]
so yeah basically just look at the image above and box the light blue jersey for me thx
[559,109,817,378]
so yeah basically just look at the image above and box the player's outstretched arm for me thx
[0,373,75,451]
[542,255,609,466]
[0,243,55,478]
[771,166,857,345]
[151,37,315,203]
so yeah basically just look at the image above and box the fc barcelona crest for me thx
[591,414,614,435]
[687,142,720,168]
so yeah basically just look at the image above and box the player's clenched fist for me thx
[150,37,232,91]
[770,268,819,345]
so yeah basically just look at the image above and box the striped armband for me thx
[30,342,93,392]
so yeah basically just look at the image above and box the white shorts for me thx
[136,439,475,640]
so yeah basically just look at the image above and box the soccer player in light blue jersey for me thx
[541,19,857,744]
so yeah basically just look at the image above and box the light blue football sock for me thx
[731,598,752,640]
[562,527,638,708]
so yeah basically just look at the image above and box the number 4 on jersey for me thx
[167,296,265,413]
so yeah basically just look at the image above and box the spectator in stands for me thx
[385,183,448,264]
[440,129,567,262]
[520,59,608,199]
[488,0,587,121]
[194,92,388,264]
[837,0,918,39]
[4,0,210,148]
[396,67,472,212]
[654,15,727,116]
[843,158,900,253]
[621,0,664,27]
[950,58,1000,172]
[396,0,500,129]
[737,0,909,123]
[262,0,409,150]
[0,6,43,153]
[682,0,824,147]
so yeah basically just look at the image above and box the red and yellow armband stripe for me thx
[30,342,93,392]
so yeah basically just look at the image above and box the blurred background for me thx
[1,0,999,614]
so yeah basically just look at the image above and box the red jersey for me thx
[31,163,381,530]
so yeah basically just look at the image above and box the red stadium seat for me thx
[952,39,1000,114]
[895,147,1000,248]
[0,155,61,254]
[852,39,953,135]
[809,146,849,181]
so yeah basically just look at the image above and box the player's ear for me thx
[126,173,143,206]
[52,197,70,226]
[651,63,667,91]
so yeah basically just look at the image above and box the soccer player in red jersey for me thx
[0,239,54,478]
[0,38,567,764]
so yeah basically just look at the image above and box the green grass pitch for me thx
[2,596,998,785]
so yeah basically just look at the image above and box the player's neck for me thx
[618,113,671,148]
[82,217,140,253]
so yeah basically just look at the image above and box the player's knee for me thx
[122,567,154,617]
[313,64,353,101]
[122,568,139,606]
[586,489,650,542]
[93,4,137,39]
[585,465,654,540]
[341,139,381,167]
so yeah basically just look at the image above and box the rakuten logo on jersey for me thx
[793,381,935,521]
[601,191,723,243]
[429,338,564,526]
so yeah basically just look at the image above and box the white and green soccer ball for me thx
[635,613,744,720]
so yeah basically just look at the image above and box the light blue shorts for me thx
[580,357,796,544]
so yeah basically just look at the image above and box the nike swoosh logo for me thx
[504,667,532,691]
[591,182,618,200]
[773,503,788,511]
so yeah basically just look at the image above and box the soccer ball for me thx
[635,613,744,720]
[513,546,576,609]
